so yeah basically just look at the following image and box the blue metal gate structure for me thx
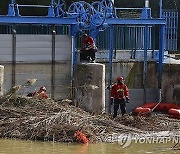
[0,8,178,52]
[95,25,153,50]
[0,0,176,108]
[0,25,153,50]
[163,10,178,51]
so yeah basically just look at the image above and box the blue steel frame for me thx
[106,18,165,106]
[143,25,148,104]
[0,0,166,106]
[162,10,178,51]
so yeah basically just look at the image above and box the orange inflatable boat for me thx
[141,102,180,111]
[134,102,180,119]
[134,107,151,116]
[168,108,180,119]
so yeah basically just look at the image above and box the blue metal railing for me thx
[0,24,153,50]
[0,25,69,35]
[162,10,178,51]
[95,26,153,50]
[0,9,178,52]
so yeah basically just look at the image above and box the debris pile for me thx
[115,113,180,132]
[0,78,179,143]
[0,95,143,143]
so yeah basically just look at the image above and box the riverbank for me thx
[0,95,179,143]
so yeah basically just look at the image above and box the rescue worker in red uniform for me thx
[33,86,48,99]
[80,33,97,62]
[111,76,129,118]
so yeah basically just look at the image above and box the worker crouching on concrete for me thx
[80,33,97,62]
[111,76,130,118]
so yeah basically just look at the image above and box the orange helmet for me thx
[40,86,46,91]
[117,76,123,82]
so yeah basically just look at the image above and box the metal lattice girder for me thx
[6,0,117,29]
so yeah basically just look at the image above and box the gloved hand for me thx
[111,97,114,105]
[126,97,130,103]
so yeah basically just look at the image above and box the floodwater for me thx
[0,139,179,154]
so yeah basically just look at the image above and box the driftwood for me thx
[0,95,142,143]
[0,80,179,143]
[0,95,179,143]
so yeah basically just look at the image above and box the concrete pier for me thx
[74,63,105,114]
[0,65,4,96]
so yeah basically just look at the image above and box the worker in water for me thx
[80,33,97,62]
[27,86,48,99]
[111,76,130,118]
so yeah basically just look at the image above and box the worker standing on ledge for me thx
[111,76,130,118]
[80,33,97,62]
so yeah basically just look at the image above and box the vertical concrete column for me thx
[12,29,16,86]
[51,27,56,99]
[74,63,105,114]
[0,65,4,96]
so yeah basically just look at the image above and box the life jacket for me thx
[111,83,129,99]
[83,36,97,50]
[33,90,48,99]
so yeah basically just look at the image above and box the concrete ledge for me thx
[96,50,168,61]
[74,63,105,114]
[0,65,4,96]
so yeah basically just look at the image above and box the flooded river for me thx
[0,138,179,154]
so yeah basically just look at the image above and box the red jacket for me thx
[82,36,97,50]
[83,36,94,46]
[111,83,129,99]
[33,90,48,99]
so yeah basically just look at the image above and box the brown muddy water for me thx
[0,138,179,154]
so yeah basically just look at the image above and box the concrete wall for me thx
[2,63,71,99]
[0,35,72,62]
[96,50,168,61]
[104,62,160,113]
[0,65,4,96]
[105,62,180,113]
[74,63,105,113]
[0,34,179,111]
[162,64,180,105]
[104,62,158,89]
[0,35,72,99]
